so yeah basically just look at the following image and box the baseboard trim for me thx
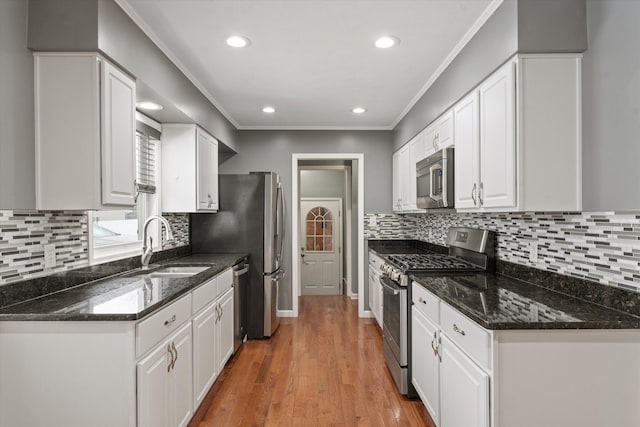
[350,294,358,300]
[277,310,296,318]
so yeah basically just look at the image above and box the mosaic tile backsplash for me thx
[0,211,88,285]
[365,211,640,293]
[0,210,190,286]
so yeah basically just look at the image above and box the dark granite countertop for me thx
[0,253,248,322]
[410,272,640,330]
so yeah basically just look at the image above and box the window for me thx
[305,206,334,252]
[88,114,161,264]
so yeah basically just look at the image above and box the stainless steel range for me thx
[379,227,495,395]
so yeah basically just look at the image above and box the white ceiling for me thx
[118,0,499,130]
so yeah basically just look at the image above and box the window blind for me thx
[135,131,157,194]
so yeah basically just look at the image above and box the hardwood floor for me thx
[189,295,435,427]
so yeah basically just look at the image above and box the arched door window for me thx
[305,206,334,252]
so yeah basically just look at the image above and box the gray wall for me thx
[220,130,393,311]
[392,0,587,151]
[582,0,640,210]
[0,0,35,209]
[27,0,238,151]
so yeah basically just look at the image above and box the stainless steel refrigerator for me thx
[191,172,285,338]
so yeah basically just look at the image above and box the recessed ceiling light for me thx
[262,106,275,114]
[374,36,399,49]
[352,107,366,114]
[136,101,163,111]
[226,35,251,48]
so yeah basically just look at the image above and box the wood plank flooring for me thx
[189,295,435,427]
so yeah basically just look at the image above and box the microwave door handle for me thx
[429,164,440,199]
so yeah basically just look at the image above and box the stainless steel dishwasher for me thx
[233,258,250,352]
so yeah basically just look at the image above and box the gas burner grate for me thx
[386,253,480,272]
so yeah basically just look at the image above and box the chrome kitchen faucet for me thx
[141,215,174,269]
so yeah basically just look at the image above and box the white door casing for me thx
[300,198,342,295]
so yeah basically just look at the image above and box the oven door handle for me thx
[380,277,401,296]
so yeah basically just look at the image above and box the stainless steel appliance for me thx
[416,147,454,209]
[191,172,285,338]
[379,227,495,395]
[232,259,250,351]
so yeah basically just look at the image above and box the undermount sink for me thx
[142,265,210,278]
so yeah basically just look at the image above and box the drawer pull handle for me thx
[419,297,427,305]
[167,344,174,372]
[164,315,177,326]
[170,342,178,370]
[453,324,466,336]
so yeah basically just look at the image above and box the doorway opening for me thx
[291,154,365,317]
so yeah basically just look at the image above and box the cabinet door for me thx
[192,303,218,407]
[216,289,235,373]
[440,335,489,427]
[411,308,440,425]
[423,126,437,158]
[101,60,136,206]
[170,323,193,427]
[137,340,172,427]
[392,152,402,212]
[437,110,454,149]
[479,62,516,209]
[368,266,376,315]
[454,91,480,210]
[408,137,423,210]
[399,146,411,211]
[196,129,219,211]
[376,278,384,329]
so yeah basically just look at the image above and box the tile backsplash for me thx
[365,211,640,293]
[0,210,190,286]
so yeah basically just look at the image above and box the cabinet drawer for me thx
[137,294,192,357]
[216,268,233,297]
[412,282,440,323]
[192,276,217,314]
[440,303,491,371]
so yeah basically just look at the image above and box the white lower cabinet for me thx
[137,322,193,427]
[440,334,489,427]
[216,288,235,373]
[411,281,640,427]
[368,251,384,329]
[411,307,440,425]
[0,267,236,427]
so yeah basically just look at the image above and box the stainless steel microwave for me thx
[416,147,454,209]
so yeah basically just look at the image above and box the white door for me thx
[392,152,401,211]
[440,334,490,427]
[137,340,171,427]
[192,303,218,407]
[196,128,218,211]
[454,90,480,210]
[411,307,440,425]
[300,199,342,295]
[479,61,516,209]
[216,288,235,373]
[169,323,193,427]
[101,59,136,206]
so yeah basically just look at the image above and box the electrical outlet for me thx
[44,244,56,269]
[529,241,539,263]
[369,216,377,227]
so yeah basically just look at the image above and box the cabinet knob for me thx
[419,297,427,305]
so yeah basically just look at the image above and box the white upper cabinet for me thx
[34,53,136,210]
[392,136,426,213]
[454,91,480,210]
[478,61,516,209]
[162,124,219,213]
[455,54,582,212]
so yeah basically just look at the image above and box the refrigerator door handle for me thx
[276,182,285,264]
